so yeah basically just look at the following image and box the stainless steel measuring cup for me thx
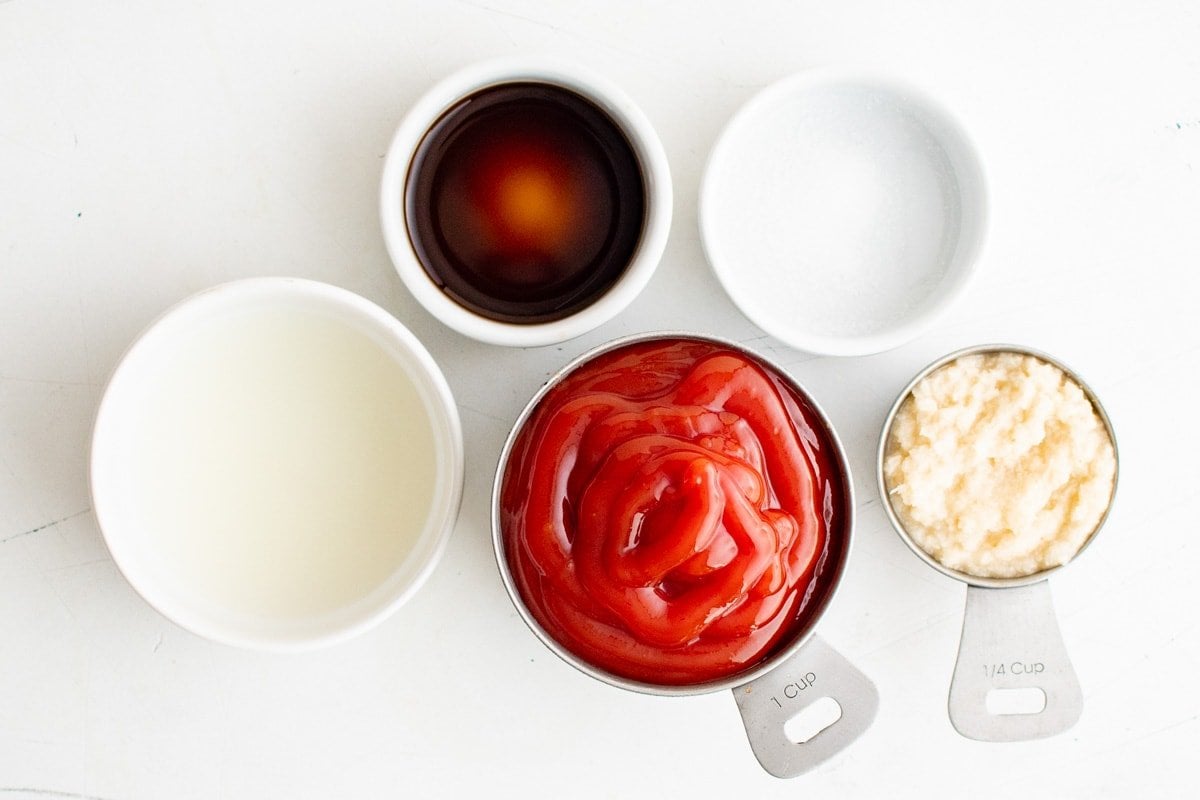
[876,344,1118,742]
[493,332,878,777]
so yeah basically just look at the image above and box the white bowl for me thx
[701,69,987,357]
[90,278,464,651]
[380,57,672,347]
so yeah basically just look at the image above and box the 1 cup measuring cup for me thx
[494,332,878,777]
[876,344,1118,741]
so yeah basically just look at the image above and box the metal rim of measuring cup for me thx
[875,342,1120,589]
[490,330,857,698]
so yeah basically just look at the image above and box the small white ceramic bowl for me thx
[90,278,464,651]
[380,57,672,347]
[701,68,987,357]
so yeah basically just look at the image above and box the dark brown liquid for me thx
[405,82,646,324]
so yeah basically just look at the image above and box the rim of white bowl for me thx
[380,56,673,348]
[700,67,988,357]
[89,277,464,652]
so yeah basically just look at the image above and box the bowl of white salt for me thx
[700,68,987,356]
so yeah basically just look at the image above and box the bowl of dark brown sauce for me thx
[381,58,672,346]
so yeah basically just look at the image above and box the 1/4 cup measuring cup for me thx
[876,344,1118,741]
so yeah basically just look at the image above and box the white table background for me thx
[2,1,1198,797]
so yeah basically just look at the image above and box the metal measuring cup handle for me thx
[949,581,1082,741]
[734,635,878,778]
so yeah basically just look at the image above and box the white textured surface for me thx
[1,1,1198,798]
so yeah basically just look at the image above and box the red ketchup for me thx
[500,338,845,685]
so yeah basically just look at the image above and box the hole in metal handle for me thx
[986,687,1047,716]
[783,696,843,744]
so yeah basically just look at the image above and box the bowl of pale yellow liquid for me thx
[90,278,463,650]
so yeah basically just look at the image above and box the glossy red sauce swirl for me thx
[500,339,845,685]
